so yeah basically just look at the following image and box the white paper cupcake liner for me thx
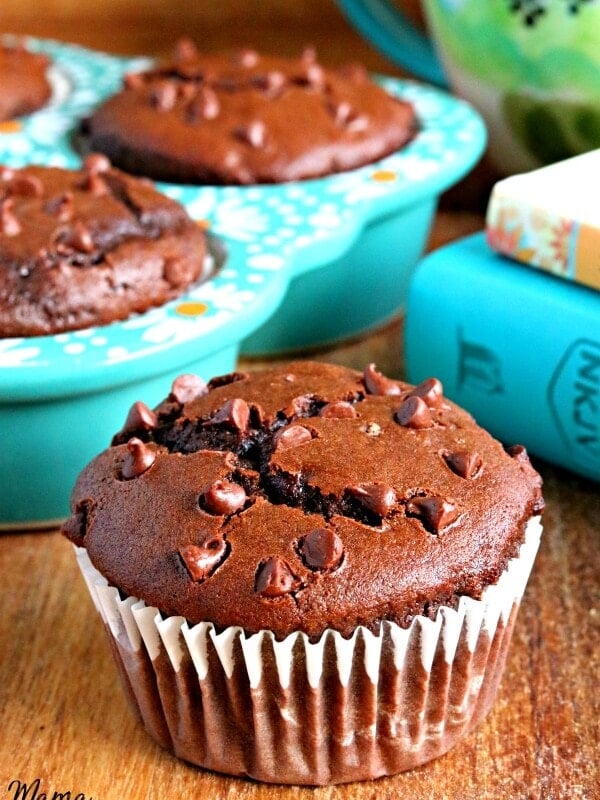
[74,516,542,785]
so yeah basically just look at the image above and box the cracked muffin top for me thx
[81,41,417,184]
[62,361,544,640]
[0,156,209,337]
[0,44,52,123]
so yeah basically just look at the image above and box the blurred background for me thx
[0,0,422,63]
[0,0,491,208]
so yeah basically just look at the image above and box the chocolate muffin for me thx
[63,361,544,784]
[0,155,210,337]
[0,43,52,122]
[82,41,418,184]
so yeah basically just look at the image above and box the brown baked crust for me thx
[82,42,418,184]
[0,156,209,337]
[63,361,544,639]
[0,44,52,122]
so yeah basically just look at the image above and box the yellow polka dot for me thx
[371,169,397,182]
[175,301,209,317]
[0,120,23,134]
[196,219,211,230]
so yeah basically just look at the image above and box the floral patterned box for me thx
[485,150,600,293]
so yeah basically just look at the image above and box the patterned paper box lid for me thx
[486,149,600,293]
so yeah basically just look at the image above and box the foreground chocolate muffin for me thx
[0,43,52,122]
[63,361,544,784]
[82,41,417,184]
[0,156,209,337]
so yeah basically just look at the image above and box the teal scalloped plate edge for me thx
[0,38,486,399]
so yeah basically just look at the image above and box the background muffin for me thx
[0,155,210,337]
[63,361,543,785]
[81,41,418,184]
[0,42,52,122]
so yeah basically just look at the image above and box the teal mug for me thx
[337,0,600,174]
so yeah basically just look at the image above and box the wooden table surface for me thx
[1,3,599,799]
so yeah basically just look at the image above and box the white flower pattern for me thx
[0,340,43,367]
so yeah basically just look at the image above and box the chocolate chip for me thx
[79,154,111,196]
[363,363,402,396]
[300,46,317,64]
[83,153,111,175]
[207,371,248,390]
[304,63,325,88]
[408,377,444,408]
[283,394,313,417]
[6,174,43,197]
[201,479,247,515]
[274,425,313,451]
[406,496,459,534]
[174,36,199,62]
[61,498,96,548]
[170,373,208,405]
[45,191,74,222]
[83,172,109,197]
[234,48,259,68]
[300,528,344,571]
[55,222,95,254]
[506,444,529,463]
[319,401,357,419]
[394,396,432,429]
[0,198,21,236]
[443,450,482,479]
[180,537,227,582]
[255,557,297,598]
[223,150,242,170]
[151,80,178,111]
[251,70,286,96]
[205,398,250,432]
[122,400,158,435]
[121,437,157,479]
[345,114,369,134]
[187,87,220,122]
[348,483,396,517]
[234,121,266,148]
[328,100,355,127]
[124,72,146,91]
[199,88,220,120]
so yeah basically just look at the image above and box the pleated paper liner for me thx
[74,516,542,786]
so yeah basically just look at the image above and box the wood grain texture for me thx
[0,3,598,798]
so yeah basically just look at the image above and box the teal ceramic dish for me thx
[0,39,486,355]
[0,188,293,529]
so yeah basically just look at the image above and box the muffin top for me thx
[0,156,209,337]
[63,361,544,639]
[82,41,417,184]
[0,44,52,122]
